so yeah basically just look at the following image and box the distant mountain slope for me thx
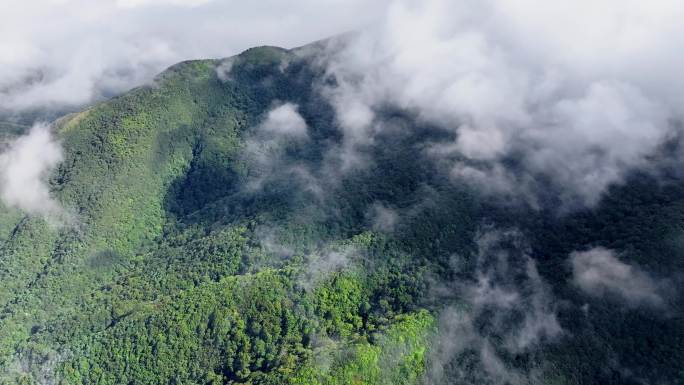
[0,43,682,385]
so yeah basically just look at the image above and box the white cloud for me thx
[320,0,684,208]
[0,123,63,217]
[259,103,308,139]
[242,103,318,194]
[0,0,394,111]
[570,247,666,307]
[215,58,235,82]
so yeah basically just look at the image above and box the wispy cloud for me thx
[298,247,356,291]
[570,247,670,308]
[426,229,562,384]
[367,202,399,232]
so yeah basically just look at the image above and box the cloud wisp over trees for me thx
[319,0,684,209]
[0,123,64,219]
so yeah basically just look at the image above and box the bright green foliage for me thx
[290,311,434,385]
[0,43,682,385]
[314,274,366,338]
[61,270,309,385]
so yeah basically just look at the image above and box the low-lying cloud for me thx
[319,0,684,208]
[570,247,667,307]
[368,202,399,232]
[0,123,63,218]
[242,103,320,196]
[298,247,356,291]
[259,103,309,139]
[426,229,562,384]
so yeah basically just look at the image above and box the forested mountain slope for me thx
[0,44,682,385]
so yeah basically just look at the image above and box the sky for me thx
[0,0,394,111]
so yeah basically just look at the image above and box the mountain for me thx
[0,43,682,385]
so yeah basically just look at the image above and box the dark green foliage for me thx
[62,270,310,384]
[0,43,682,385]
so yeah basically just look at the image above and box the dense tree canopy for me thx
[0,45,682,385]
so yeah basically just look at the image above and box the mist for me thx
[319,0,684,208]
[570,247,669,308]
[1,1,682,383]
[425,230,562,385]
[0,0,394,112]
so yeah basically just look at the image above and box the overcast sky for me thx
[0,0,393,111]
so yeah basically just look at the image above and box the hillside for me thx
[0,44,682,385]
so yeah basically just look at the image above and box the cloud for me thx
[0,123,64,218]
[215,58,236,82]
[254,225,295,259]
[243,103,309,168]
[570,247,667,307]
[368,202,399,232]
[425,229,562,384]
[0,0,394,112]
[298,247,355,291]
[513,258,564,350]
[259,103,309,139]
[468,230,562,351]
[250,225,358,292]
[319,0,684,208]
[242,103,320,195]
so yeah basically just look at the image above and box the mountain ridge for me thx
[0,43,682,385]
